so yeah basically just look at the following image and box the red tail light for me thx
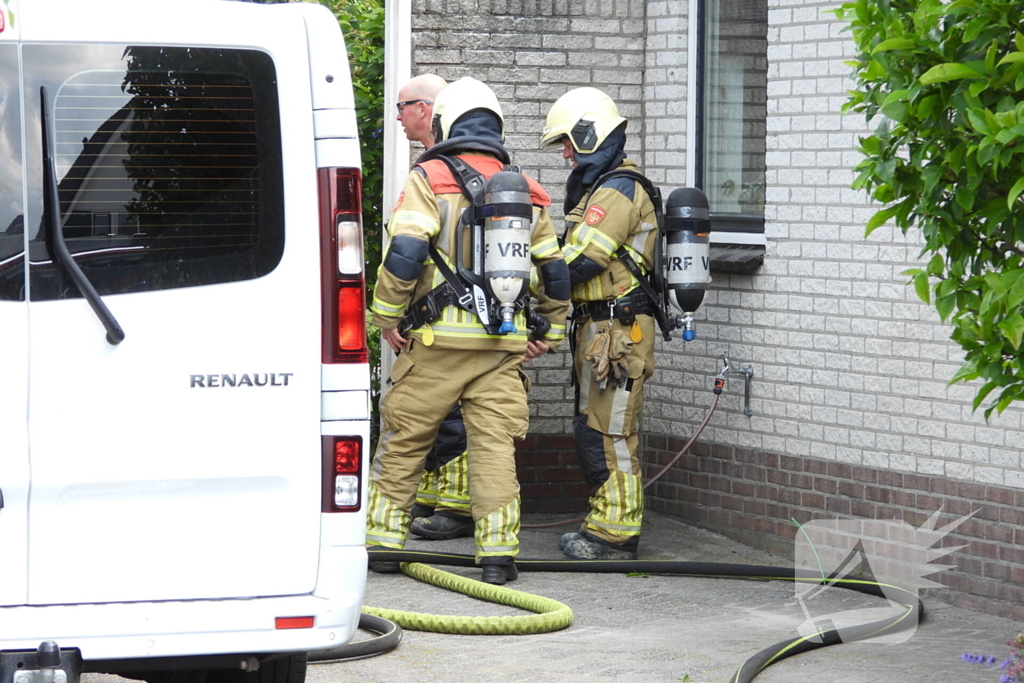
[322,436,362,512]
[319,167,368,363]
[275,616,315,630]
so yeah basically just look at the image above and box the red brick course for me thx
[514,434,1024,618]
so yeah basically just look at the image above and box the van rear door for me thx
[0,27,30,607]
[21,1,329,604]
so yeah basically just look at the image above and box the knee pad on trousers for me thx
[572,413,610,490]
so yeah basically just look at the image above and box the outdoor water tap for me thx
[715,353,755,416]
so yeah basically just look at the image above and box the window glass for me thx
[24,45,284,300]
[701,0,768,231]
[0,44,25,301]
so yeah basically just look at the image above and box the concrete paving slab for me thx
[309,512,1021,683]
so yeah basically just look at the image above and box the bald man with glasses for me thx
[395,73,447,149]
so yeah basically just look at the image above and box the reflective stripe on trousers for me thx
[436,451,471,513]
[475,498,521,556]
[584,470,644,539]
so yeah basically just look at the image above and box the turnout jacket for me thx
[371,153,570,352]
[562,159,659,303]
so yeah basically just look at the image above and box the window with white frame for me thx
[692,0,768,271]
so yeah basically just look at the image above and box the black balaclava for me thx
[417,109,510,165]
[563,123,627,215]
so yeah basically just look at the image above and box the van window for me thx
[0,44,24,301]
[24,45,285,301]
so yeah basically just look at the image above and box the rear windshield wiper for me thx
[40,86,125,345]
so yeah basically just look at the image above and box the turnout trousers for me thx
[367,340,528,560]
[572,313,656,546]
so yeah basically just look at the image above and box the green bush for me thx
[837,0,1024,417]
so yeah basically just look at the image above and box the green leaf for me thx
[873,38,917,53]
[999,314,1024,349]
[949,358,980,384]
[972,380,1000,412]
[997,52,1024,66]
[875,158,897,183]
[865,205,898,235]
[922,164,944,194]
[967,109,992,134]
[913,272,931,304]
[936,293,957,321]
[881,101,910,122]
[955,184,975,210]
[926,253,944,276]
[920,63,984,84]
[916,94,940,119]
[1008,176,1024,209]
[866,60,888,80]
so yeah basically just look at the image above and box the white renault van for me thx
[0,1,371,682]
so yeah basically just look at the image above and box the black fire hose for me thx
[357,548,925,683]
[308,613,403,663]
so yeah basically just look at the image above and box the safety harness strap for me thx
[398,155,542,337]
[588,169,674,341]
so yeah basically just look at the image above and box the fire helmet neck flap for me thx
[541,87,627,154]
[430,77,506,144]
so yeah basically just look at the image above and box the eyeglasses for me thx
[396,99,430,114]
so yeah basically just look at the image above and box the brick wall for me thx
[409,0,1024,617]
[645,436,1024,619]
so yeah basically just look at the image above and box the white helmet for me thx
[430,77,505,143]
[541,87,626,154]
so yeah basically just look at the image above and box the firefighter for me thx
[390,74,475,537]
[541,87,658,561]
[368,77,571,584]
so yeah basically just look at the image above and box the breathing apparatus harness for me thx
[398,145,550,340]
[568,170,713,343]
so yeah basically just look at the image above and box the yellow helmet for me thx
[430,77,505,143]
[541,87,626,154]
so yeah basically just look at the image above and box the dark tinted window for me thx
[0,44,24,301]
[24,46,284,300]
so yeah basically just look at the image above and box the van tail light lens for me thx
[322,436,362,512]
[319,167,368,364]
[275,616,315,630]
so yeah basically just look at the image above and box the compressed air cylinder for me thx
[483,171,533,334]
[664,187,712,341]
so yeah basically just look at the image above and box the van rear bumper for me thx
[0,546,367,661]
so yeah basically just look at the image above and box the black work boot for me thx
[480,556,518,585]
[558,532,584,551]
[409,511,474,540]
[410,503,435,520]
[562,531,639,561]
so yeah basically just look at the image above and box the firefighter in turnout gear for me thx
[368,77,571,585]
[542,87,658,561]
[390,73,476,539]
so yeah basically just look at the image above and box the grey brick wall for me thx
[676,0,1024,485]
